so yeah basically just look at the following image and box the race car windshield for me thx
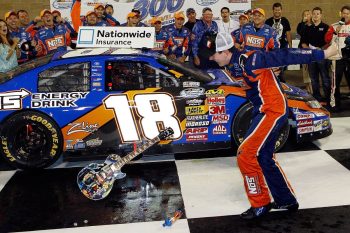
[0,54,54,84]
[156,56,213,83]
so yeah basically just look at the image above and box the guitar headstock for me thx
[158,127,174,140]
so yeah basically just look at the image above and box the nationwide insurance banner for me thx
[76,26,155,48]
[50,0,251,27]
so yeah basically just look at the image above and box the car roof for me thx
[55,48,156,60]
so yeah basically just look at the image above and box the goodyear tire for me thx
[0,111,63,169]
[232,103,290,152]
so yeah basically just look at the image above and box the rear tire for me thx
[0,111,63,169]
[232,103,290,152]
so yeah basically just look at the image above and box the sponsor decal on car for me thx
[297,119,313,127]
[92,82,102,87]
[186,99,204,106]
[0,89,30,110]
[205,89,225,97]
[92,72,102,77]
[207,96,225,105]
[183,81,200,88]
[180,88,205,98]
[314,112,327,117]
[31,92,89,108]
[185,127,208,135]
[67,122,99,135]
[185,121,210,127]
[313,120,323,132]
[297,126,313,134]
[213,125,227,134]
[74,139,86,149]
[186,134,208,142]
[209,105,226,115]
[185,105,206,115]
[66,140,74,150]
[322,119,330,129]
[186,115,209,121]
[296,113,314,120]
[212,114,230,124]
[86,138,103,147]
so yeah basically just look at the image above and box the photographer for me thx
[325,5,350,112]
[5,11,37,64]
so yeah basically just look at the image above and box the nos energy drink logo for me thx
[134,0,185,20]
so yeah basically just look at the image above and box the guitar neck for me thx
[109,136,160,172]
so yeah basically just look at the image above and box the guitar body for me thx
[77,163,115,200]
[77,128,174,200]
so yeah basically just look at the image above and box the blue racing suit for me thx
[236,22,279,51]
[34,25,71,56]
[166,25,190,58]
[229,48,324,208]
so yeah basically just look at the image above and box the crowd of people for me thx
[0,1,349,111]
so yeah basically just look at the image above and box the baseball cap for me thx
[186,8,195,15]
[4,11,17,20]
[174,12,185,19]
[132,9,141,14]
[127,12,137,18]
[86,11,97,17]
[252,8,265,17]
[51,10,61,16]
[151,16,162,24]
[215,32,234,52]
[94,4,104,10]
[40,9,52,18]
[105,4,113,9]
[239,14,249,20]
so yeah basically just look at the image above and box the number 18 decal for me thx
[104,93,182,142]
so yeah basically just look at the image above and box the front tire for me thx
[232,103,290,152]
[0,111,63,169]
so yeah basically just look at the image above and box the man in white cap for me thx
[209,32,338,219]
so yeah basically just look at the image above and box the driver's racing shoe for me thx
[240,203,272,220]
[272,202,299,212]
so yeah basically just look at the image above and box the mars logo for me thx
[0,89,30,110]
[212,114,230,124]
[297,119,313,127]
[185,127,208,135]
[246,35,265,48]
[245,175,260,195]
[213,125,227,134]
[209,105,226,115]
[46,35,65,50]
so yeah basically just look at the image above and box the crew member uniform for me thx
[166,25,190,59]
[236,22,279,51]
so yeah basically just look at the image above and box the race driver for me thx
[208,32,338,219]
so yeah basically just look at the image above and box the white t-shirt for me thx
[216,19,239,34]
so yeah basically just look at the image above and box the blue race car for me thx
[0,48,332,169]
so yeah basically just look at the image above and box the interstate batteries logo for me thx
[31,92,88,108]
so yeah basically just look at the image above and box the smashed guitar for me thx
[77,127,174,200]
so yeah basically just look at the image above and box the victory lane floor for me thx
[0,111,350,232]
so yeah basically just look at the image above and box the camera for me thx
[20,41,35,54]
